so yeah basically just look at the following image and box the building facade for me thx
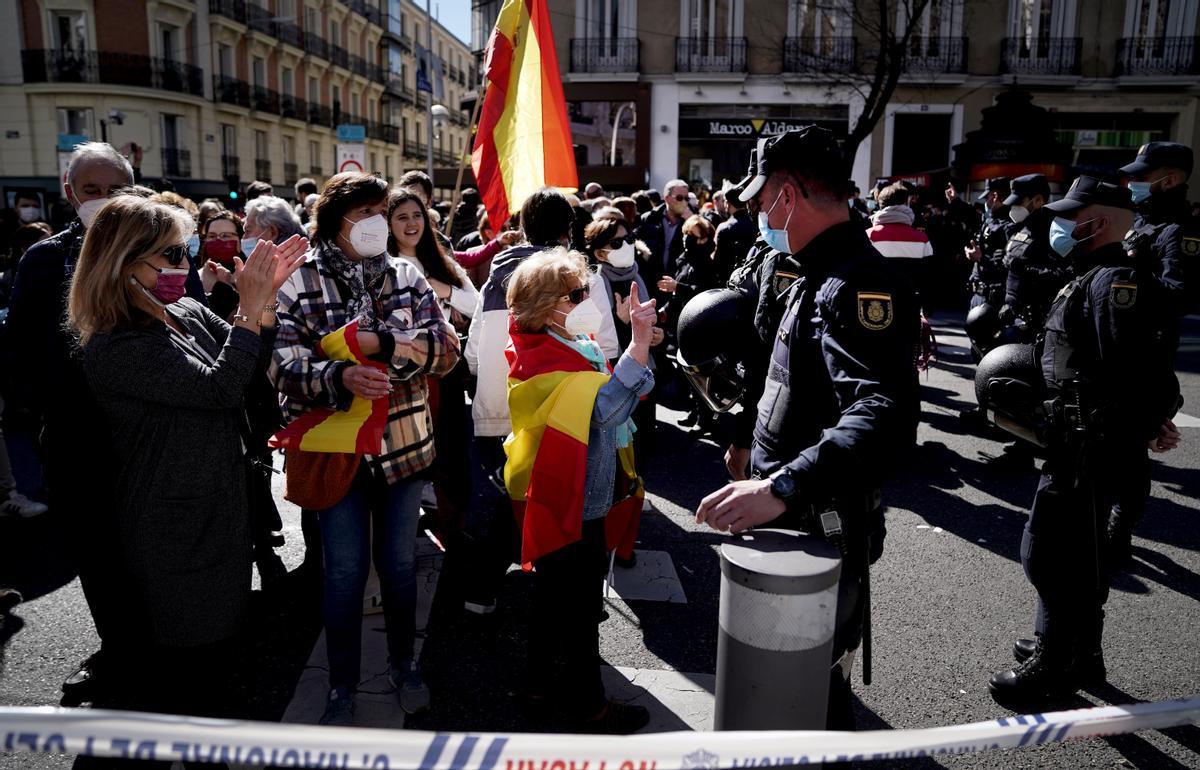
[472,0,1200,196]
[0,0,476,204]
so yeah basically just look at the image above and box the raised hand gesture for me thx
[627,282,656,366]
[271,234,310,292]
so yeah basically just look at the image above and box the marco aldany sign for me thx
[679,118,841,140]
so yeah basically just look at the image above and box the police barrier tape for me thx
[1,698,1198,768]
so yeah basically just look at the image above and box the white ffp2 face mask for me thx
[76,198,107,229]
[1008,205,1029,225]
[557,297,604,337]
[605,242,636,268]
[343,214,388,257]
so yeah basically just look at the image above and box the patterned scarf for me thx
[316,237,388,329]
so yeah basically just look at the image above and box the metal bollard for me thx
[714,528,842,731]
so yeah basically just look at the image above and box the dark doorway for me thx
[892,113,952,175]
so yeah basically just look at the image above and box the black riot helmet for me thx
[966,302,1002,361]
[974,343,1047,448]
[676,288,753,413]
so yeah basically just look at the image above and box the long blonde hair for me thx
[68,195,195,345]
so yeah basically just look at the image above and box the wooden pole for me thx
[444,80,485,238]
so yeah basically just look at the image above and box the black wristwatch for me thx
[769,470,797,502]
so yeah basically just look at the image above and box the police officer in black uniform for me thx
[1107,142,1198,565]
[714,173,760,283]
[1001,173,1069,336]
[990,177,1179,704]
[967,177,1014,310]
[696,127,919,728]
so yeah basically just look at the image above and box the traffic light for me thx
[225,175,240,203]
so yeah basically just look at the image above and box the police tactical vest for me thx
[1040,265,1104,393]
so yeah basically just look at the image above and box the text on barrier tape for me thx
[1,697,1198,769]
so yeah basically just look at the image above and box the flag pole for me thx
[425,0,435,181]
[444,78,485,238]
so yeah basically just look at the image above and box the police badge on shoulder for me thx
[857,292,894,330]
[1110,281,1137,309]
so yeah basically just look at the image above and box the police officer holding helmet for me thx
[1108,142,1197,565]
[1001,173,1069,334]
[990,176,1179,704]
[695,126,919,727]
[966,177,1014,309]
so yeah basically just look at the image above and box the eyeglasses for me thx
[558,286,590,305]
[604,234,634,250]
[205,231,239,242]
[671,194,687,202]
[162,244,189,266]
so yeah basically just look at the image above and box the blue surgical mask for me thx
[1127,182,1151,205]
[186,233,201,258]
[757,189,793,254]
[1049,216,1096,257]
[241,237,260,255]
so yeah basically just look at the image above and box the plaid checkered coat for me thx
[269,243,460,484]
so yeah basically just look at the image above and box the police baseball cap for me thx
[1044,175,1134,214]
[1002,173,1051,207]
[976,177,1010,201]
[728,148,758,202]
[1119,141,1193,177]
[736,126,844,203]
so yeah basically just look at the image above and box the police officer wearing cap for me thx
[966,177,1015,311]
[695,126,919,728]
[1109,142,1197,565]
[990,176,1179,705]
[1001,173,1070,334]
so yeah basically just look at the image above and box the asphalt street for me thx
[1,309,1198,769]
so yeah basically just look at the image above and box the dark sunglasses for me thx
[604,234,634,250]
[671,194,687,202]
[162,244,189,266]
[559,286,590,305]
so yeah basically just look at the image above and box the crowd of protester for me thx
[1,136,1198,756]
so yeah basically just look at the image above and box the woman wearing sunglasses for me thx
[503,247,655,734]
[66,194,307,724]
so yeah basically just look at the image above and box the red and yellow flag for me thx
[269,321,389,454]
[471,0,577,229]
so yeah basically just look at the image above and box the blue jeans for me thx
[319,465,423,692]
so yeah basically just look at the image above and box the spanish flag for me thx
[472,0,577,229]
[269,321,389,454]
[505,318,648,566]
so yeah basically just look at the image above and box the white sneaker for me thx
[363,591,384,615]
[0,493,47,518]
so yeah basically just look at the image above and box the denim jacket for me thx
[581,352,655,520]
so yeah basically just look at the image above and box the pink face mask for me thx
[134,267,189,305]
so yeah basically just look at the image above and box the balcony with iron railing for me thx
[251,84,281,114]
[304,32,329,60]
[255,159,271,180]
[570,38,640,73]
[404,139,420,157]
[283,162,299,184]
[904,36,968,75]
[329,44,350,70]
[309,102,333,126]
[385,76,415,102]
[310,164,323,176]
[280,93,308,121]
[1001,37,1081,76]
[213,74,251,107]
[783,36,855,74]
[675,37,747,73]
[162,147,191,178]
[1115,36,1199,76]
[277,21,304,49]
[349,55,381,80]
[221,154,239,178]
[368,121,400,144]
[209,0,247,24]
[22,49,205,96]
[245,2,276,37]
[345,0,383,26]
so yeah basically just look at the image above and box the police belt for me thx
[1043,383,1115,440]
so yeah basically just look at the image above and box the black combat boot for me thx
[1013,636,1038,662]
[989,636,1077,704]
[1073,616,1107,687]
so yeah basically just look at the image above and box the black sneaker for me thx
[580,699,650,735]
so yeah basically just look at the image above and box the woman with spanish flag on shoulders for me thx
[503,247,655,734]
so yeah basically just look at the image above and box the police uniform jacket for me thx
[714,208,758,281]
[1004,207,1069,322]
[1041,242,1179,443]
[971,210,1014,288]
[1128,185,1200,317]
[750,221,919,524]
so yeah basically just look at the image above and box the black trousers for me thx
[528,518,608,718]
[1109,449,1151,535]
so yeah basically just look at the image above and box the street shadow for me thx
[1081,681,1200,769]
[0,511,80,602]
[849,700,947,769]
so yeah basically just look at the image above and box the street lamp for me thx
[610,102,635,167]
[100,109,125,143]
[430,103,448,171]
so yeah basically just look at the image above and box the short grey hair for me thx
[66,142,134,189]
[663,179,688,198]
[244,195,304,242]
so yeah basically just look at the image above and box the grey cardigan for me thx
[83,298,276,647]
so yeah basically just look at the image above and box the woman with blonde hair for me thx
[503,247,655,733]
[67,193,306,721]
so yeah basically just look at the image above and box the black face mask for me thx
[685,235,712,257]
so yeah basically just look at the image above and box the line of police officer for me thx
[677,133,1196,719]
